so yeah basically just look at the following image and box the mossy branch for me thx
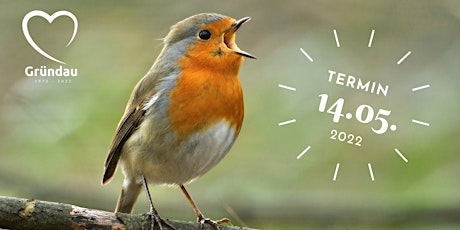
[0,196,255,230]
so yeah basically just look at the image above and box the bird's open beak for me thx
[224,17,256,59]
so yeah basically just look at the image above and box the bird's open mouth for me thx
[223,17,256,59]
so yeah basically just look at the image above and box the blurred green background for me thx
[1,0,459,229]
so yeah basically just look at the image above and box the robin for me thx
[102,13,255,229]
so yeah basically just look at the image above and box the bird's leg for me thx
[180,185,231,230]
[142,176,176,230]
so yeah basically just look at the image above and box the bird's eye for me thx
[198,30,211,40]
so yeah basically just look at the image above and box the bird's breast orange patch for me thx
[167,56,244,139]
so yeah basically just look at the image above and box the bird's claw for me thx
[148,212,176,230]
[198,217,231,230]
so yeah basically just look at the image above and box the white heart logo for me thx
[22,10,78,65]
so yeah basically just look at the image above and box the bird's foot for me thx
[198,216,231,230]
[147,212,176,230]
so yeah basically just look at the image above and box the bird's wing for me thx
[102,71,160,184]
[102,105,145,184]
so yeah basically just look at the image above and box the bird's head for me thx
[163,13,255,72]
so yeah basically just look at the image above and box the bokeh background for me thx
[1,0,459,229]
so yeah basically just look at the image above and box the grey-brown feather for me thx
[103,107,145,183]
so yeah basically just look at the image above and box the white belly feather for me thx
[120,120,236,185]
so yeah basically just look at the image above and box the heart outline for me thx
[22,10,78,65]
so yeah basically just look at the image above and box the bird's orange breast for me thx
[167,47,244,139]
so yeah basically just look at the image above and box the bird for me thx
[102,13,255,230]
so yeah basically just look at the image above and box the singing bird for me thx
[102,13,255,229]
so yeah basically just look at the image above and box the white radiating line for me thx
[278,84,297,91]
[333,29,340,47]
[296,146,311,159]
[412,84,430,92]
[368,29,375,47]
[368,163,375,181]
[278,119,296,126]
[299,48,314,62]
[412,119,430,127]
[397,51,411,65]
[394,148,408,163]
[333,163,340,181]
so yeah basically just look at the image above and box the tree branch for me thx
[0,196,255,230]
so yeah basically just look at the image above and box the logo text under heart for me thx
[22,10,78,65]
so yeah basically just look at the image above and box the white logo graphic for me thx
[22,10,78,64]
[278,29,430,182]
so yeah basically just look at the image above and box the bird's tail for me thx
[115,179,142,213]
